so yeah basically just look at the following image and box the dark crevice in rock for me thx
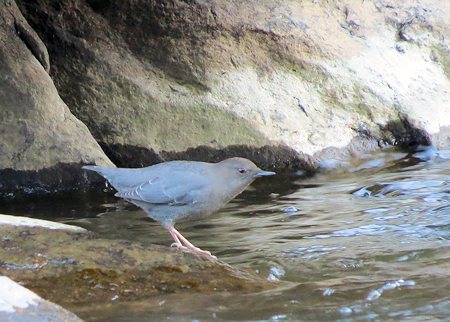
[381,117,432,149]
[12,9,50,72]
[351,117,433,151]
[0,163,105,200]
[163,145,314,171]
[98,143,165,168]
[99,143,314,172]
[85,0,110,13]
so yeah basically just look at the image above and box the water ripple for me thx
[366,279,416,301]
[284,245,346,259]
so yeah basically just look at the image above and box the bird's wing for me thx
[115,170,208,205]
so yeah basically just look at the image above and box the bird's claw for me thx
[192,248,217,260]
[170,242,188,251]
[172,244,216,260]
[167,227,217,260]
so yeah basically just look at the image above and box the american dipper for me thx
[83,158,275,259]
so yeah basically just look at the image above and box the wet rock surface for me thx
[0,220,274,311]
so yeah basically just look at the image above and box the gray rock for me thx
[0,0,113,198]
[0,276,82,322]
[0,214,86,232]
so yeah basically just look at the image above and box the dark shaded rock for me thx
[13,13,50,73]
[0,163,106,199]
[100,143,314,171]
[98,144,165,169]
[381,118,432,149]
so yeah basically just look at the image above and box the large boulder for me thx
[15,0,450,171]
[0,0,113,198]
[1,0,449,197]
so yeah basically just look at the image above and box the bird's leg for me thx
[173,228,217,260]
[166,225,217,260]
[167,226,188,251]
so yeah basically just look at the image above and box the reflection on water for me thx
[2,147,450,321]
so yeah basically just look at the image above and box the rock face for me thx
[0,0,113,198]
[1,0,450,196]
[0,215,273,317]
[17,0,450,165]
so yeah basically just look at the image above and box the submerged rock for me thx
[0,216,273,310]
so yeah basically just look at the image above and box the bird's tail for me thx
[82,165,130,191]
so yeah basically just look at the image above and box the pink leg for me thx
[167,226,188,251]
[165,225,217,260]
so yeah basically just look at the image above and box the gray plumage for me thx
[83,157,275,226]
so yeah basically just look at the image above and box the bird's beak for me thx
[255,170,276,177]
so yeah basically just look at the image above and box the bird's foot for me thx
[170,242,188,251]
[190,247,217,260]
[171,243,216,260]
[166,226,217,260]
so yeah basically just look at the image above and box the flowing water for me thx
[2,147,450,321]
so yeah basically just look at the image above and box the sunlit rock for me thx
[0,276,82,322]
[0,214,86,232]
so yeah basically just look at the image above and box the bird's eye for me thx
[238,168,246,174]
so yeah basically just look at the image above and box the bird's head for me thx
[216,157,275,190]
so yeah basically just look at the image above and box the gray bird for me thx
[83,157,275,259]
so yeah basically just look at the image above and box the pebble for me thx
[322,288,335,296]
[282,206,299,213]
[339,307,353,316]
[395,44,406,53]
[353,187,372,197]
